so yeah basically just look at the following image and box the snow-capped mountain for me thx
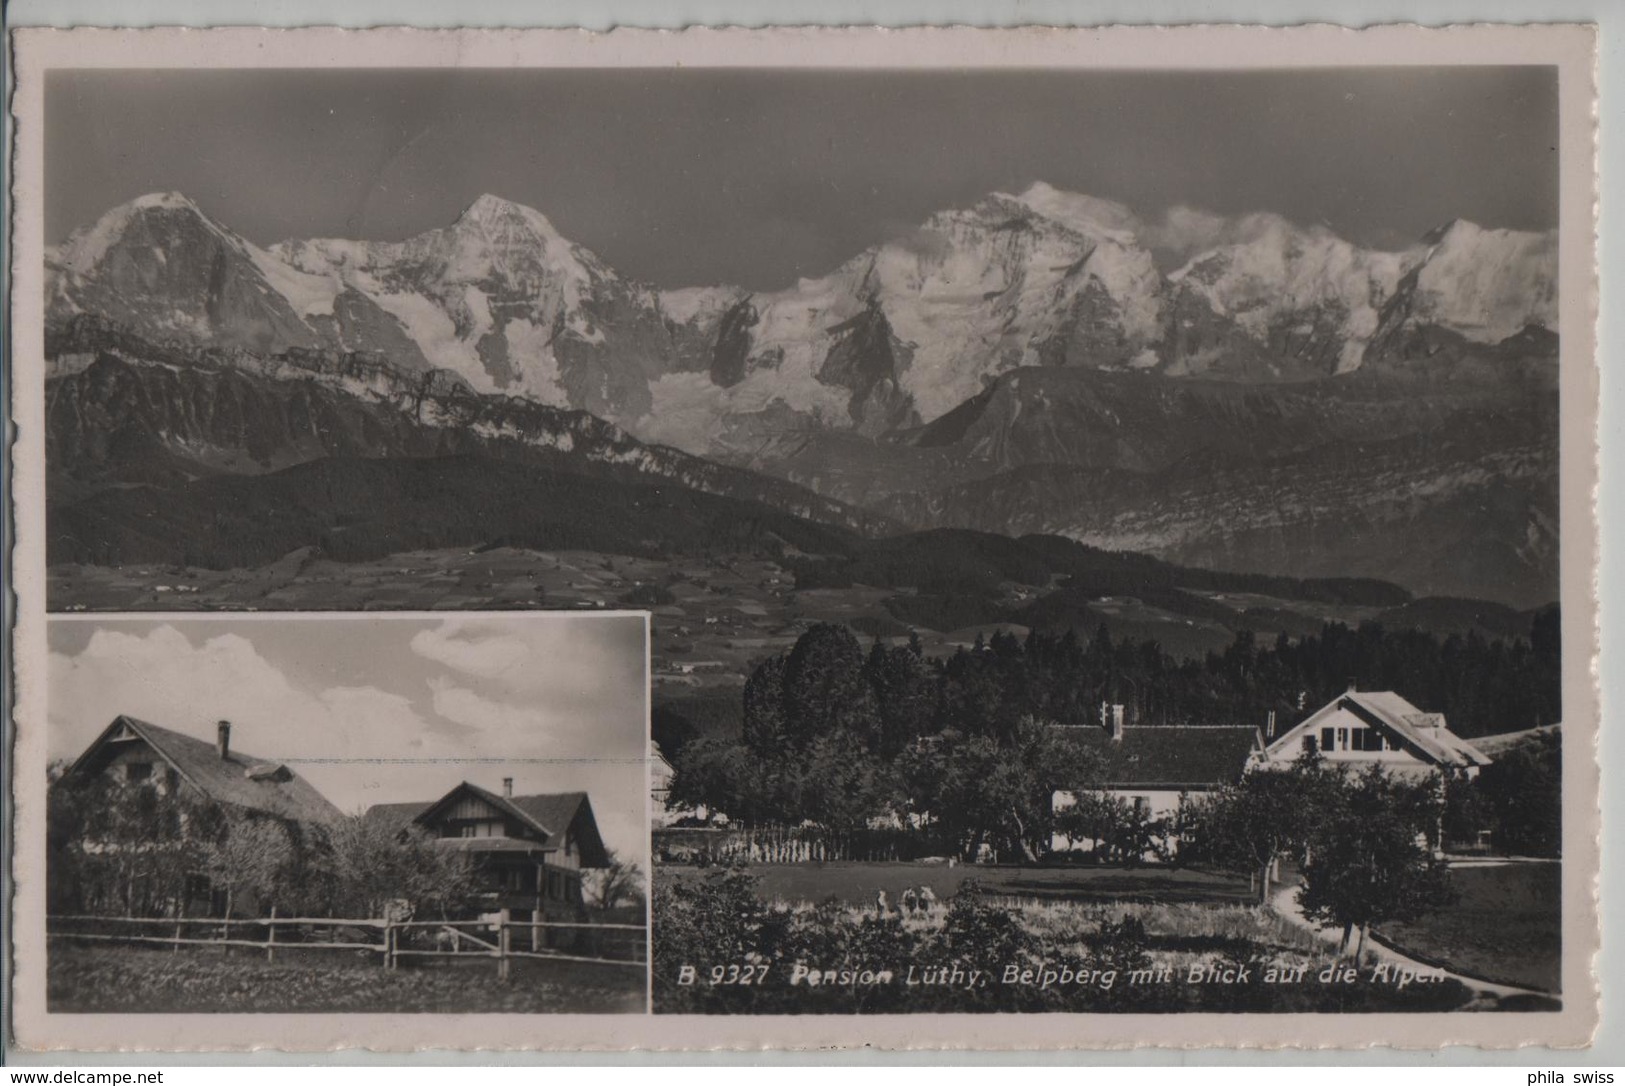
[42,186,1561,607]
[271,194,679,421]
[47,185,1558,456]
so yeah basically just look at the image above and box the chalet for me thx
[59,716,340,827]
[1257,688,1492,780]
[1050,713,1264,856]
[365,779,609,949]
[54,716,341,916]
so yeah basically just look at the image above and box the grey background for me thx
[5,0,1618,1068]
[44,67,1557,290]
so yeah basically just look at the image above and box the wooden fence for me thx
[48,912,646,978]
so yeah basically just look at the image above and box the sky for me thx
[45,66,1559,290]
[47,614,649,863]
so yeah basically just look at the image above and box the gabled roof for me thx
[1050,725,1264,790]
[364,784,611,868]
[411,781,555,841]
[1268,690,1492,769]
[66,715,341,825]
[509,792,609,868]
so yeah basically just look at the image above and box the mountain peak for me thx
[997,182,1143,244]
[1421,217,1468,246]
[454,193,558,235]
[53,191,221,274]
[128,191,203,214]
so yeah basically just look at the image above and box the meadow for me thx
[48,944,648,1014]
[1375,861,1562,993]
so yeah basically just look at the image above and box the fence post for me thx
[383,919,394,971]
[497,921,511,982]
[266,905,277,964]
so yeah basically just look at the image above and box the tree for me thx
[202,812,294,919]
[918,716,1096,861]
[1297,766,1457,961]
[326,815,475,919]
[666,737,778,826]
[1476,731,1562,856]
[585,850,646,912]
[1199,752,1342,905]
[780,623,880,750]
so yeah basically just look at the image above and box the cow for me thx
[916,885,939,913]
[899,887,919,915]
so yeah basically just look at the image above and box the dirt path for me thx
[1267,882,1552,1005]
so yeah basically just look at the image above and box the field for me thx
[1375,861,1562,993]
[48,944,647,1013]
[52,543,1421,698]
[660,861,1256,908]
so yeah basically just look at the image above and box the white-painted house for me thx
[1257,688,1492,780]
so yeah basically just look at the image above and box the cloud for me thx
[409,615,644,698]
[48,626,426,763]
[47,625,435,811]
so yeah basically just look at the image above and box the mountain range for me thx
[44,186,1560,607]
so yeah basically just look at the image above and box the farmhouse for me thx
[59,716,340,826]
[1258,687,1492,780]
[1050,714,1264,855]
[365,779,609,947]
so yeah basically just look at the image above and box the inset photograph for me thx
[45,612,649,1014]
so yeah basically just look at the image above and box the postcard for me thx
[7,22,1599,1051]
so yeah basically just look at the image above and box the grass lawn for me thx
[660,861,1253,907]
[1375,862,1561,993]
[48,944,647,1013]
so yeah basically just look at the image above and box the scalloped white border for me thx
[5,22,1601,1053]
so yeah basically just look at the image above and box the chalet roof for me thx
[510,792,609,868]
[68,715,341,825]
[1270,691,1493,769]
[363,786,611,868]
[1050,724,1263,790]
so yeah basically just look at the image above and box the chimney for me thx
[1111,704,1126,743]
[1347,678,1358,694]
[216,720,231,760]
[502,777,514,798]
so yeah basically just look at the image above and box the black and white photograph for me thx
[7,22,1598,1051]
[43,612,650,1014]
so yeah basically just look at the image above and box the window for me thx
[1303,735,1318,755]
[460,825,476,838]
[1336,727,1349,750]
[1321,727,1335,751]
